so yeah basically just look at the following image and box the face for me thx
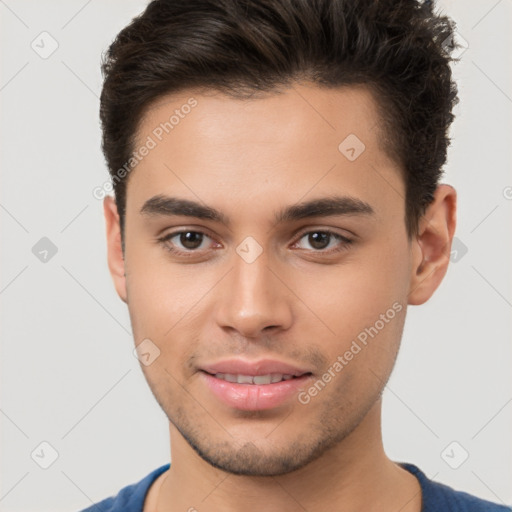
[104,83,449,476]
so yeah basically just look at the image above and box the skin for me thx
[104,82,457,512]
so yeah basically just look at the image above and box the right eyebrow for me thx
[140,195,229,225]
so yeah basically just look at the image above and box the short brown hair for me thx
[99,0,459,244]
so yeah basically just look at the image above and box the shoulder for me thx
[399,462,511,512]
[77,463,170,512]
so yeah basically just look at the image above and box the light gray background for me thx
[1,1,511,511]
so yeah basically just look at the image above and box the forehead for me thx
[127,83,404,225]
[136,83,385,153]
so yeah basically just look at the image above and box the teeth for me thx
[253,375,272,385]
[214,373,295,384]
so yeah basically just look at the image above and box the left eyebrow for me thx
[139,194,375,227]
[274,195,375,223]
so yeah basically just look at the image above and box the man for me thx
[83,0,509,510]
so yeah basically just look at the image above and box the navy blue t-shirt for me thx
[79,462,510,511]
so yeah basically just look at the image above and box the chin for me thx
[174,415,346,477]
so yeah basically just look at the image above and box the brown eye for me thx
[294,230,353,253]
[158,230,213,255]
[307,232,330,250]
[178,231,204,250]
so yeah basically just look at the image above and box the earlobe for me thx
[103,196,128,303]
[408,184,457,306]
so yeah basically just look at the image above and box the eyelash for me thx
[157,229,354,258]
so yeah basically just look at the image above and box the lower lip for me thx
[200,371,312,411]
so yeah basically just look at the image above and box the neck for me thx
[153,399,422,512]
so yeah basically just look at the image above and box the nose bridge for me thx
[216,240,292,337]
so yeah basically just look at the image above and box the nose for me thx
[215,247,293,339]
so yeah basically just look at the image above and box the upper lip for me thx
[200,358,312,377]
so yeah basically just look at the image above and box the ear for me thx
[408,184,457,305]
[103,196,127,303]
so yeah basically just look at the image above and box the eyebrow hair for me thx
[140,194,375,226]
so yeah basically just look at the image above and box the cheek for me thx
[125,257,214,383]
[299,258,406,326]
[290,240,409,362]
[125,246,207,338]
